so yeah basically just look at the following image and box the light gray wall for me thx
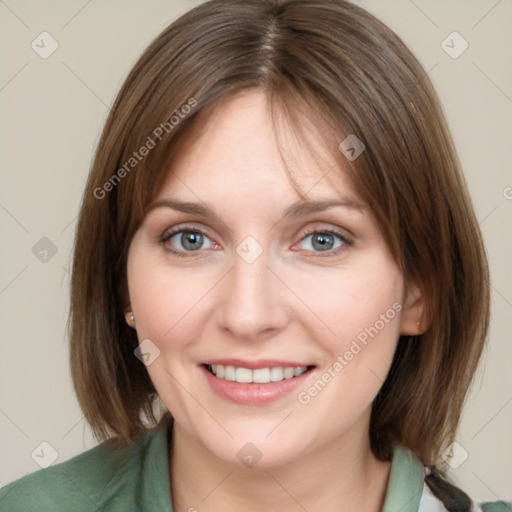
[1,0,511,501]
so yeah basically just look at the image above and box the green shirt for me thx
[0,416,510,511]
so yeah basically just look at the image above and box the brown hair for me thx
[70,0,489,505]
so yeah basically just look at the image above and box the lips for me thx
[207,363,309,383]
[200,359,315,404]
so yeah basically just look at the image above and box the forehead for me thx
[157,88,360,207]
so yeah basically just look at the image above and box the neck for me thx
[169,413,392,512]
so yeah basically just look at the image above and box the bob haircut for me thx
[70,0,489,474]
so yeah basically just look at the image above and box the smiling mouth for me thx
[204,364,315,384]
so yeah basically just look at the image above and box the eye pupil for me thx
[181,232,203,251]
[312,233,334,251]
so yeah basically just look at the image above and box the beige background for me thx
[1,0,511,502]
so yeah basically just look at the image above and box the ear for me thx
[121,280,136,328]
[400,284,427,335]
[124,305,136,329]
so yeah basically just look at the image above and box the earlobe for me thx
[125,309,136,328]
[400,285,427,336]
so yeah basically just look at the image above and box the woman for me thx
[1,0,509,511]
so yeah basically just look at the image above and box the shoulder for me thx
[418,474,512,512]
[0,427,161,512]
[479,502,512,512]
[392,446,512,512]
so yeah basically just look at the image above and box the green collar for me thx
[382,444,425,511]
[140,416,174,511]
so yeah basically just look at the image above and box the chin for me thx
[195,424,307,469]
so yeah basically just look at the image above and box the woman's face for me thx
[127,88,418,467]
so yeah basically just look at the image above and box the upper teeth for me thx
[210,364,308,383]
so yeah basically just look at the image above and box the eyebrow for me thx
[146,197,365,221]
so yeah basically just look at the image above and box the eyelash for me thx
[159,224,353,258]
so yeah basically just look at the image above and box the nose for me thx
[216,249,289,342]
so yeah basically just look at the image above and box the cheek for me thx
[291,268,404,432]
[127,245,203,339]
[292,261,404,402]
[126,251,209,408]
[292,262,403,348]
[339,278,402,356]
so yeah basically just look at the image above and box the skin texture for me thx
[126,88,424,511]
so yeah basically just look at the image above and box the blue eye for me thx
[160,226,352,258]
[161,228,214,255]
[298,230,351,255]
